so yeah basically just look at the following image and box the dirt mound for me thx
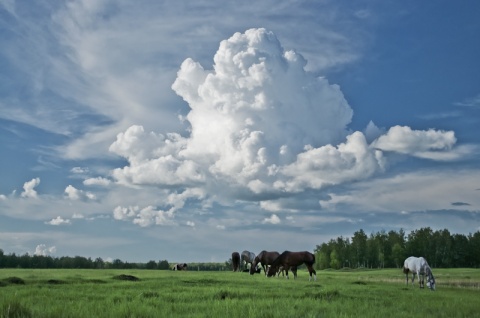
[113,274,140,281]
[3,277,25,285]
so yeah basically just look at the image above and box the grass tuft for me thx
[1,300,32,318]
[352,281,367,285]
[140,291,159,298]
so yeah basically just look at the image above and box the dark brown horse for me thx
[267,251,316,281]
[250,250,280,275]
[232,252,240,272]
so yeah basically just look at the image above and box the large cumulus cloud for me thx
[109,28,457,222]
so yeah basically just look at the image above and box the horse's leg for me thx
[285,266,290,279]
[307,265,317,282]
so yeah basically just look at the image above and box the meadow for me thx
[1,268,479,318]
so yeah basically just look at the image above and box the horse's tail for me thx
[402,266,409,274]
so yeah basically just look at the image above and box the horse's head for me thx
[249,258,258,275]
[426,268,436,291]
[266,264,277,277]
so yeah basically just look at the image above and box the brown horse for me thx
[232,252,240,272]
[250,250,280,275]
[267,251,316,281]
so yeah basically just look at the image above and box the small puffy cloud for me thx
[83,177,111,187]
[262,214,281,225]
[71,167,89,174]
[34,244,56,256]
[113,205,175,227]
[64,185,96,201]
[371,126,456,159]
[72,213,85,219]
[0,194,6,200]
[216,225,226,230]
[45,216,71,226]
[21,178,40,198]
[186,221,195,227]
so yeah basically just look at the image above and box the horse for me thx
[241,250,256,271]
[250,250,280,275]
[231,252,240,272]
[403,256,436,291]
[172,263,188,271]
[267,251,316,281]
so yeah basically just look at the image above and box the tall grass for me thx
[1,268,479,317]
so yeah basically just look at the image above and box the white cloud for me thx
[64,185,96,201]
[262,214,281,225]
[186,221,195,227]
[113,205,175,227]
[83,177,111,187]
[371,125,456,159]
[45,216,71,226]
[21,178,40,198]
[278,132,385,192]
[110,28,355,195]
[71,167,89,174]
[104,28,464,224]
[34,244,56,256]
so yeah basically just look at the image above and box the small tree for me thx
[145,260,157,269]
[158,260,170,270]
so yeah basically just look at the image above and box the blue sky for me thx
[1,0,479,263]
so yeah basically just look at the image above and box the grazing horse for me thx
[241,250,256,271]
[403,256,436,291]
[172,263,188,271]
[250,250,280,275]
[231,252,240,272]
[267,251,317,281]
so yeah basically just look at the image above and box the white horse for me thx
[403,256,436,291]
[241,250,256,271]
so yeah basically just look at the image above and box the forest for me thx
[314,227,480,269]
[1,227,479,270]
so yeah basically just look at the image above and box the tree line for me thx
[314,227,480,269]
[0,250,230,271]
[2,227,479,270]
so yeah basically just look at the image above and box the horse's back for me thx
[404,256,428,273]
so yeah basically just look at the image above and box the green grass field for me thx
[1,268,479,317]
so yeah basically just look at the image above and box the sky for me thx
[1,0,479,263]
